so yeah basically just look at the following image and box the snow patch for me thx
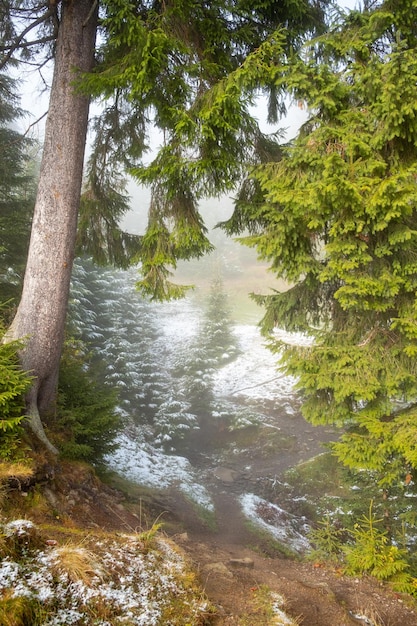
[0,524,209,626]
[240,493,310,554]
[106,434,213,511]
[212,325,299,402]
[271,592,298,625]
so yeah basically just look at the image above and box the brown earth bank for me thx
[8,460,416,626]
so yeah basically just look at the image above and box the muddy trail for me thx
[65,254,417,622]
[149,405,417,625]
[177,532,417,626]
[36,452,417,626]
[169,400,336,541]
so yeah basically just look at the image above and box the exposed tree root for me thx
[27,398,58,456]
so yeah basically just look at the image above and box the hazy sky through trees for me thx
[14,0,361,239]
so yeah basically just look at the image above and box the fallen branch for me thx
[230,375,283,395]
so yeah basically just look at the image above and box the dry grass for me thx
[239,584,300,625]
[48,544,106,584]
[0,519,44,559]
[0,462,33,483]
[0,459,215,624]
[351,607,387,626]
[0,462,33,511]
[0,520,214,625]
[0,591,46,626]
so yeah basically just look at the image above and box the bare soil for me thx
[164,484,417,626]
[24,460,417,626]
[180,536,416,626]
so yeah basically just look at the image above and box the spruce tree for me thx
[171,277,241,442]
[68,257,167,423]
[0,73,35,306]
[221,1,417,486]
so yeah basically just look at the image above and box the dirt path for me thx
[166,489,417,626]
[158,476,417,626]
[46,398,417,626]
[41,460,417,626]
[178,533,417,626]
[156,413,417,625]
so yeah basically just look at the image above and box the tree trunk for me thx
[6,0,97,453]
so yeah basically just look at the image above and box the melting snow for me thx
[105,434,214,511]
[0,522,210,626]
[271,592,299,625]
[105,316,315,548]
[212,325,305,403]
[240,493,311,554]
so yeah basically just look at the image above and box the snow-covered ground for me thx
[153,298,307,405]
[104,296,312,553]
[0,518,300,625]
[105,433,214,512]
[240,493,311,554]
[105,320,300,511]
[213,324,299,404]
[71,261,313,554]
[0,519,211,625]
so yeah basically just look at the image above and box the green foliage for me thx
[219,2,417,490]
[136,520,164,554]
[0,340,29,422]
[56,343,121,465]
[343,501,416,593]
[78,142,141,270]
[0,73,36,305]
[308,515,345,565]
[2,0,328,306]
[77,0,329,299]
[0,322,31,459]
[135,192,213,300]
[309,500,417,594]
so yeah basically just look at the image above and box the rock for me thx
[228,557,254,568]
[202,562,234,579]
[67,489,79,502]
[213,467,238,483]
[43,487,58,508]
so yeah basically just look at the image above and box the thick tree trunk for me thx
[6,0,97,453]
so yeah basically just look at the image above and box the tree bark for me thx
[6,0,98,453]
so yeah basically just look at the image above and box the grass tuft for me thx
[0,519,215,624]
[48,544,106,584]
[1,519,44,558]
[0,592,46,626]
[0,462,33,483]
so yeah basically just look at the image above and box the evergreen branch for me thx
[0,6,57,71]
[0,33,56,52]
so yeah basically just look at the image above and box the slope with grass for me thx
[0,459,416,626]
[0,459,304,625]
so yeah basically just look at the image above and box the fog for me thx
[70,215,334,550]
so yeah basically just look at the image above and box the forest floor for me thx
[18,459,417,626]
[158,483,417,626]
